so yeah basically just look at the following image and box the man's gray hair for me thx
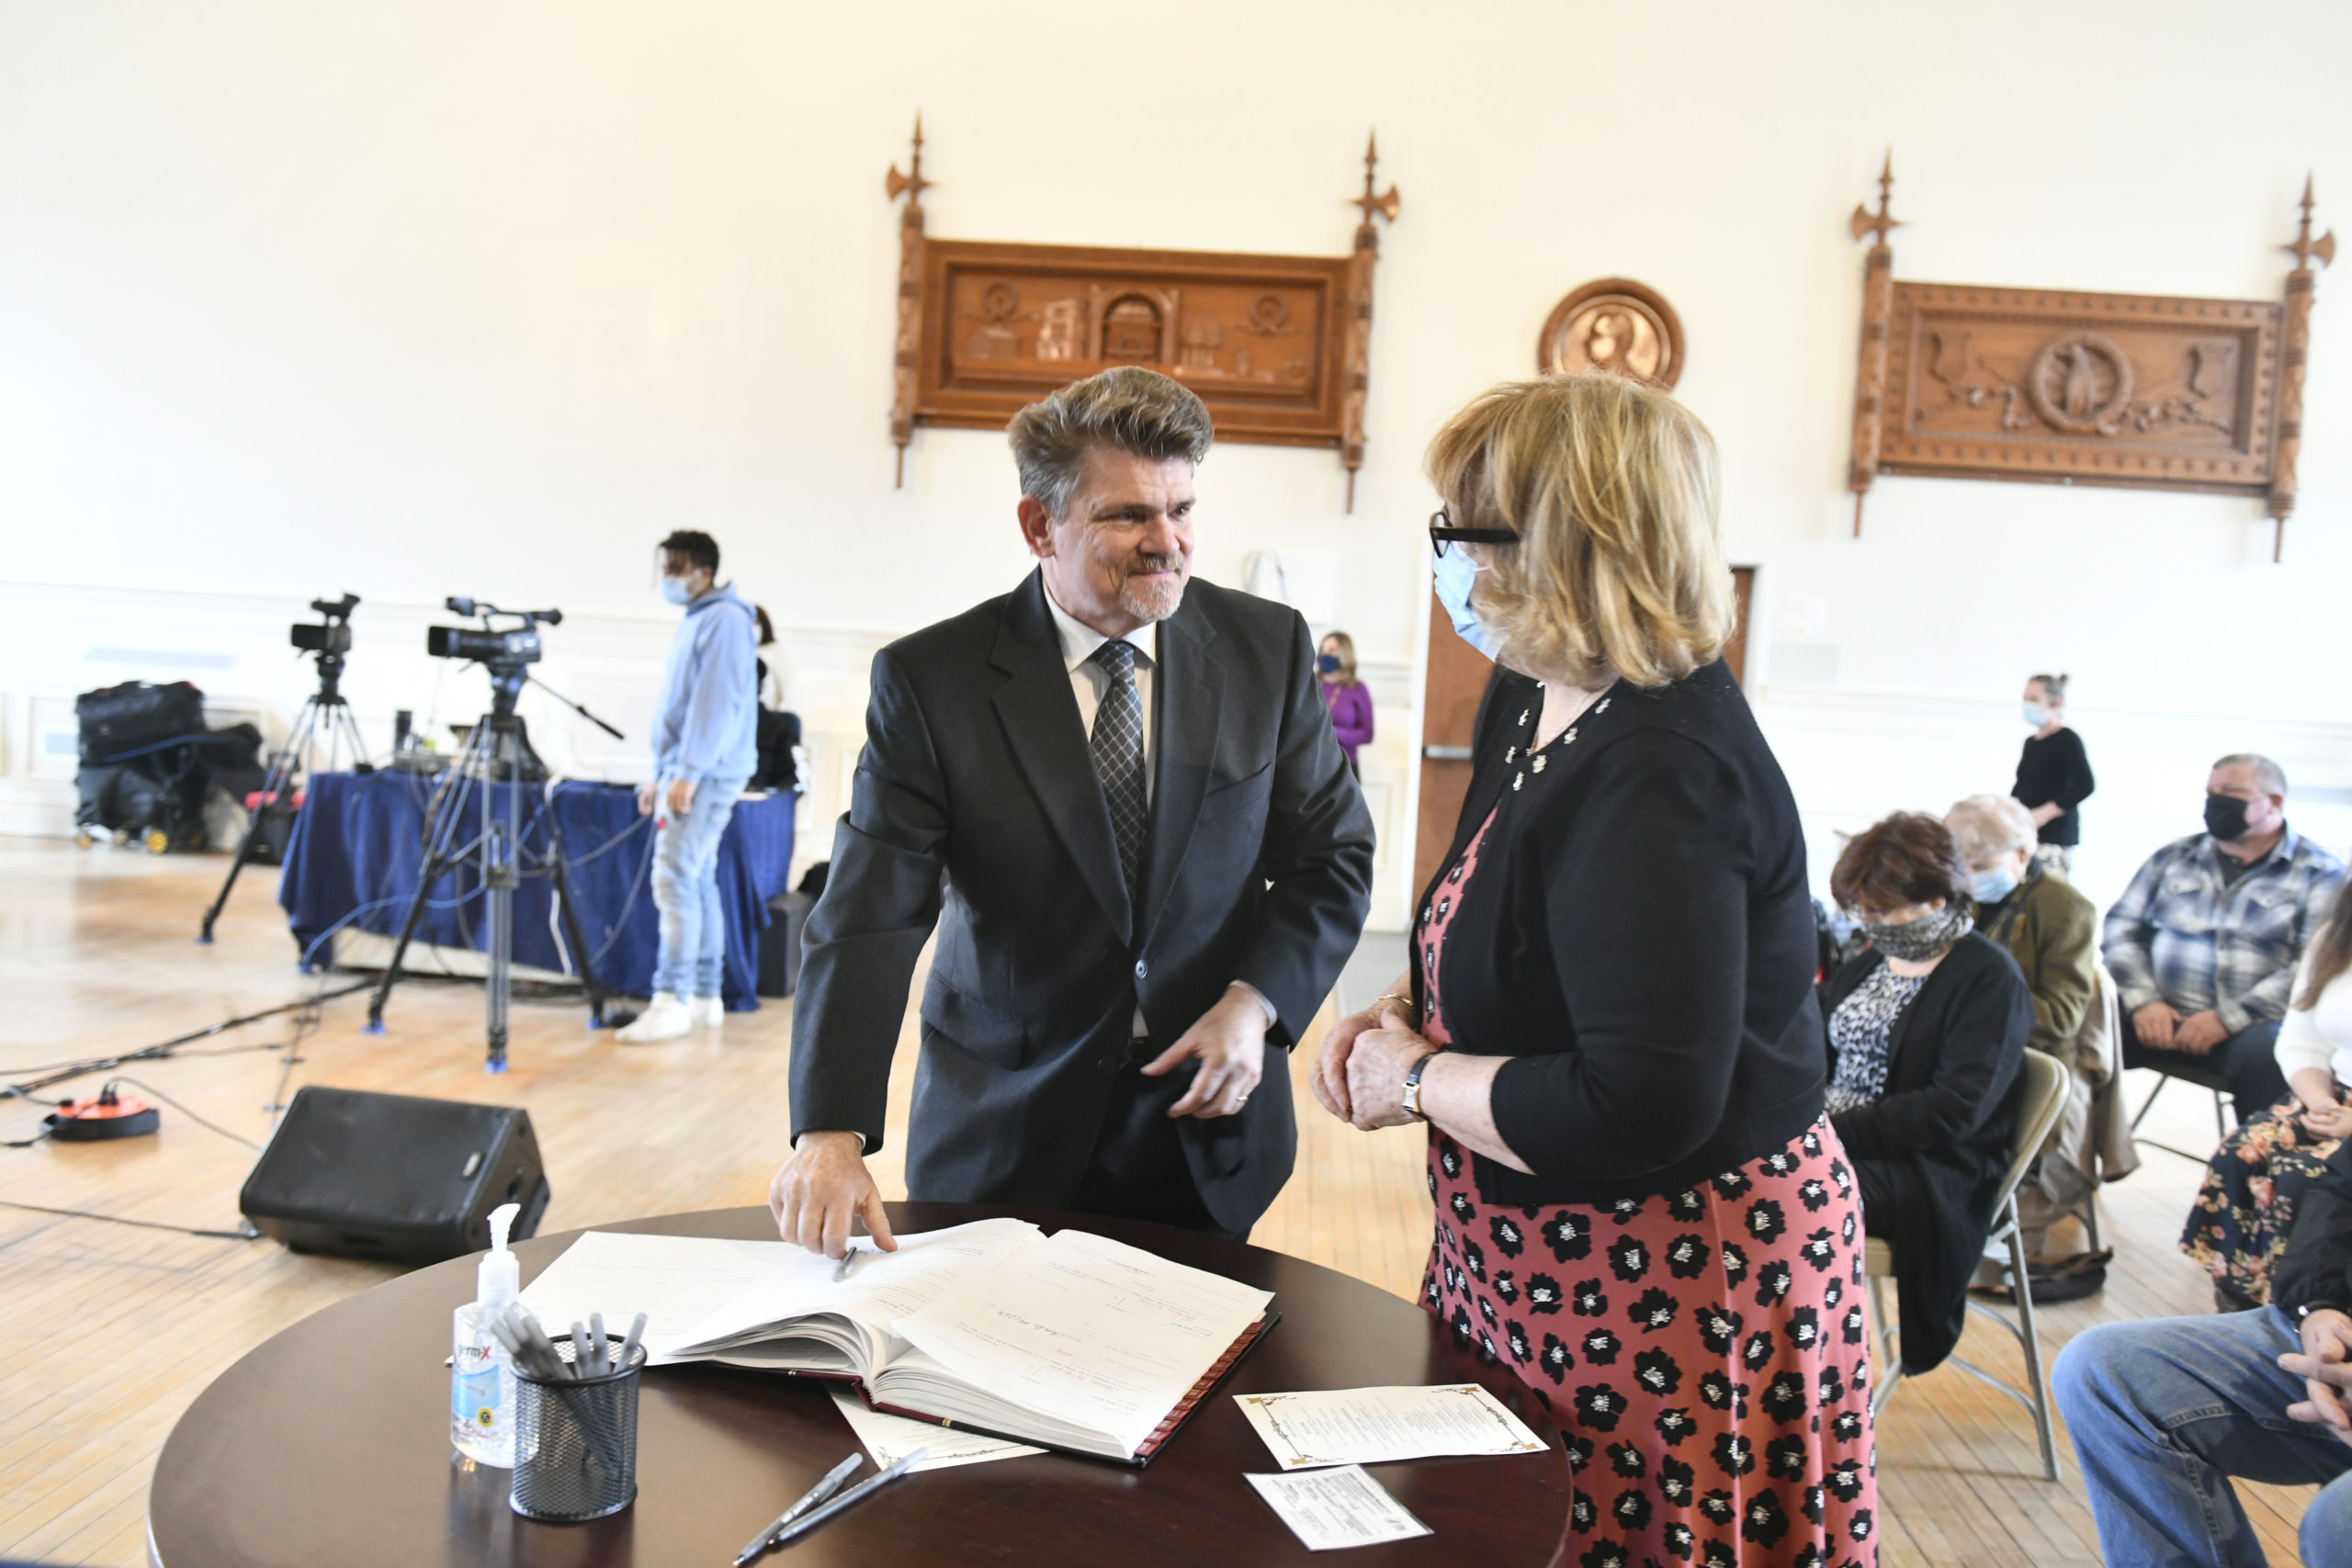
[1946,794,2037,864]
[2213,752,2289,796]
[1007,367,1215,518]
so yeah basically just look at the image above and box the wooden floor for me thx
[0,838,2320,1565]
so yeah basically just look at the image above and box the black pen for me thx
[763,1449,926,1552]
[735,1452,865,1565]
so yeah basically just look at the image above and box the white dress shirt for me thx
[1039,579,1274,1038]
[1043,581,1158,801]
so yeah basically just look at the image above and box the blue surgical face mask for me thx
[1317,652,1340,675]
[660,576,693,606]
[1970,864,2019,905]
[2021,703,2046,728]
[1431,546,1503,660]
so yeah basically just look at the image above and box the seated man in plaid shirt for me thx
[2103,752,2346,1122]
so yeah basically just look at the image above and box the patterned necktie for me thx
[1089,639,1148,902]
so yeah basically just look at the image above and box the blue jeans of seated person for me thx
[2053,1306,2352,1568]
[650,775,748,1000]
[2124,1014,2289,1127]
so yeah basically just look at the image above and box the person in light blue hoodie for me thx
[616,529,760,1043]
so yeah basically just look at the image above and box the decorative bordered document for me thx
[1236,1382,1545,1470]
[1246,1465,1433,1551]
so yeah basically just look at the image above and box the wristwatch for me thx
[2294,1299,2350,1325]
[1402,1052,1440,1122]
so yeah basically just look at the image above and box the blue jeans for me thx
[2053,1306,2352,1568]
[649,775,746,999]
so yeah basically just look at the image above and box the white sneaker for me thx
[616,993,692,1044]
[691,996,725,1029]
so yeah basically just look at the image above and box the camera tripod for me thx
[198,619,369,943]
[362,662,611,1070]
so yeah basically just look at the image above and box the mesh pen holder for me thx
[509,1340,646,1522]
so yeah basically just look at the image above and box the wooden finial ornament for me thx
[2267,173,2330,560]
[1846,151,1899,536]
[1341,131,1400,512]
[887,114,929,488]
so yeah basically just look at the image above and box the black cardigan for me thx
[1416,661,1826,1207]
[1823,932,2030,1371]
[1823,932,2030,1173]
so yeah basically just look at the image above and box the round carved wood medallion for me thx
[1538,277,1684,388]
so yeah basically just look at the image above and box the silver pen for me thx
[734,1452,865,1565]
[763,1449,927,1552]
[832,1242,865,1282]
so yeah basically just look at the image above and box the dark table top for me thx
[148,1203,1571,1567]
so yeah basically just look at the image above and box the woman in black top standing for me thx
[2014,673,2093,876]
[1312,377,1875,1567]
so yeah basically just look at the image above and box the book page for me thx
[1246,1466,1433,1551]
[891,1228,1272,1458]
[1236,1383,1547,1470]
[517,1232,792,1364]
[673,1217,1045,1355]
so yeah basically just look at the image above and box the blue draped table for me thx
[277,771,797,1010]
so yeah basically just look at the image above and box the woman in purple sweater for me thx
[1318,631,1374,774]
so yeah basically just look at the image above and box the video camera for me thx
[289,593,359,657]
[425,598,562,668]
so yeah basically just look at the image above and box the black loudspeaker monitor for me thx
[240,1087,549,1264]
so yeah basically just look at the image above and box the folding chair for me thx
[1865,1047,2072,1482]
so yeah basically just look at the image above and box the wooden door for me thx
[1408,566,1754,906]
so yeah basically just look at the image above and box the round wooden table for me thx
[148,1203,1572,1567]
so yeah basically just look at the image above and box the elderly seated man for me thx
[2103,753,2346,1122]
[2055,1138,2352,1568]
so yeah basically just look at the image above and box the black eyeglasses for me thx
[1429,508,1519,558]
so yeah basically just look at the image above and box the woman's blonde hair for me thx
[1318,629,1359,686]
[1425,375,1732,688]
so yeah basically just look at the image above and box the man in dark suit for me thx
[771,367,1374,1252]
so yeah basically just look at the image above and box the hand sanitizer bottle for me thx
[451,1201,522,1466]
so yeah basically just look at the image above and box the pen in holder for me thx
[509,1338,645,1522]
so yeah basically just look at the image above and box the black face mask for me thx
[2203,793,2253,841]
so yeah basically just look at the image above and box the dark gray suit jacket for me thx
[788,570,1375,1232]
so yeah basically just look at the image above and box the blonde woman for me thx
[1317,630,1374,773]
[1313,377,1873,1566]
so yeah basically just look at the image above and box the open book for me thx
[517,1218,1276,1464]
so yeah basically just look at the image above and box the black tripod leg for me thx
[364,737,481,1032]
[201,697,314,942]
[539,794,610,1026]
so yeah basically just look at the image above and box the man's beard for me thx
[1116,553,1188,623]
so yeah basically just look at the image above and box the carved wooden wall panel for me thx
[885,120,1399,510]
[1846,158,2331,558]
[1881,286,2282,493]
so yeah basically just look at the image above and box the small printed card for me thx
[829,1389,1044,1472]
[1245,1465,1433,1551]
[1236,1382,1547,1471]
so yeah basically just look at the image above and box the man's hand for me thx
[2133,1000,2182,1051]
[635,781,657,817]
[2281,1308,2352,1448]
[1343,1008,1437,1132]
[2173,1010,2229,1056]
[2030,802,2063,827]
[768,1131,898,1259]
[1145,985,1270,1118]
[665,776,698,816]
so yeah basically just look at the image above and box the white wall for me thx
[4,0,2349,926]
